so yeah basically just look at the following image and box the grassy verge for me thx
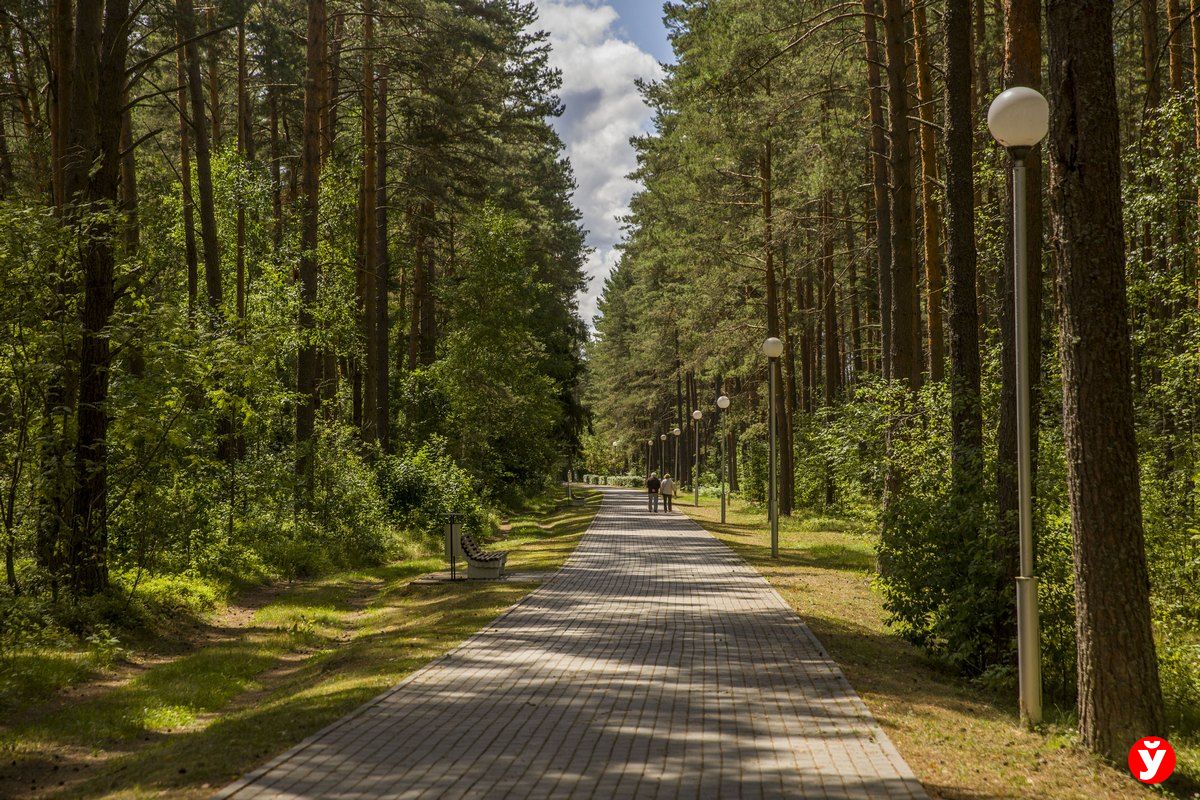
[0,488,600,799]
[681,493,1198,800]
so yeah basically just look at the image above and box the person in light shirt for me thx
[659,473,675,512]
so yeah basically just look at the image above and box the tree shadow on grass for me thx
[700,515,1013,727]
[23,579,539,799]
[6,492,606,799]
[713,526,875,573]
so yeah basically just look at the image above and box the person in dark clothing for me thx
[646,472,661,512]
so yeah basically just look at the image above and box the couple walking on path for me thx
[645,472,676,512]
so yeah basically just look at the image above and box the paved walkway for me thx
[218,487,926,799]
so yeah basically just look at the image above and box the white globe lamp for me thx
[987,87,1049,150]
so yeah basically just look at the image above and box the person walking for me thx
[646,472,661,512]
[660,473,675,512]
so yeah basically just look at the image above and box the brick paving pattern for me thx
[218,487,927,799]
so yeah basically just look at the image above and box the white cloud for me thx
[534,1,663,326]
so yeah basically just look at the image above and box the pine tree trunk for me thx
[822,192,839,404]
[1045,0,1165,760]
[761,137,792,516]
[797,262,813,414]
[119,103,138,254]
[882,0,918,391]
[945,0,984,517]
[178,42,199,319]
[1142,0,1162,110]
[863,0,893,381]
[296,0,327,498]
[912,0,945,382]
[179,0,222,313]
[324,13,343,160]
[784,259,798,417]
[781,251,797,507]
[64,0,131,596]
[50,0,71,213]
[845,208,863,379]
[0,110,13,197]
[375,63,391,451]
[205,6,221,147]
[804,258,816,413]
[1167,0,1184,91]
[269,88,282,251]
[408,213,421,369]
[38,0,76,583]
[4,26,48,192]
[417,202,437,365]
[973,0,991,108]
[822,193,838,507]
[236,19,248,323]
[361,0,378,442]
[1164,0,1185,316]
[1193,0,1200,310]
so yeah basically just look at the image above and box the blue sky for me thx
[608,0,673,62]
[533,1,673,323]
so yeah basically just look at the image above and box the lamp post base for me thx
[1016,576,1042,726]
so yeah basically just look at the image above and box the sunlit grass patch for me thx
[1,488,600,799]
[0,650,102,716]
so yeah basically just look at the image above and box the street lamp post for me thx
[988,86,1048,727]
[763,337,784,558]
[672,427,681,479]
[646,439,652,477]
[692,409,702,506]
[717,395,730,523]
[660,433,667,476]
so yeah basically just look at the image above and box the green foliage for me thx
[873,383,1004,674]
[740,439,768,504]
[376,438,485,543]
[1122,96,1200,732]
[397,205,568,497]
[603,475,643,488]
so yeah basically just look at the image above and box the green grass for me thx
[0,488,600,799]
[0,650,106,717]
[681,493,1199,800]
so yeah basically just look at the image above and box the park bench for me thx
[458,532,508,580]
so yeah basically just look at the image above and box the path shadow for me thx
[203,488,926,799]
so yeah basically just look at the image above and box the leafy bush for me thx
[376,437,485,545]
[1159,624,1200,732]
[0,593,70,664]
[118,572,227,620]
[740,439,768,503]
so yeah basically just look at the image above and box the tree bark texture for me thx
[864,0,893,381]
[912,0,945,382]
[296,0,327,496]
[1045,0,1165,760]
[945,0,984,509]
[882,0,919,391]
